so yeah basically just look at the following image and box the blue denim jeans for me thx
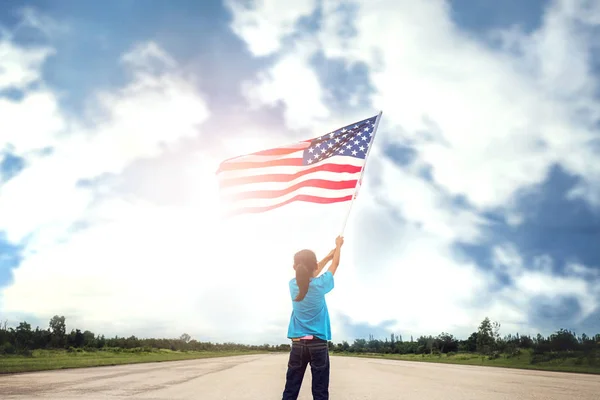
[282,338,330,400]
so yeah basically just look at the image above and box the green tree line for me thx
[0,315,290,356]
[327,318,600,366]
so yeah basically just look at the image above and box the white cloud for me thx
[14,7,69,38]
[120,41,177,74]
[492,245,524,277]
[0,40,210,244]
[374,156,485,243]
[225,0,317,57]
[241,51,330,131]
[0,90,64,156]
[0,37,53,91]
[491,244,600,333]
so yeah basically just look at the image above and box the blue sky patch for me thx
[528,295,583,329]
[0,153,26,182]
[383,143,418,167]
[0,234,23,288]
[457,165,600,274]
[0,87,26,101]
[449,0,548,35]
[337,313,398,341]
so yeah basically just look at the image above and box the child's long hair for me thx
[293,249,318,301]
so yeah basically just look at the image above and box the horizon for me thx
[3,314,597,347]
[1,0,599,346]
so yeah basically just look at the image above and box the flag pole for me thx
[339,110,383,236]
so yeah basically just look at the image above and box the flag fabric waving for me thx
[216,114,380,217]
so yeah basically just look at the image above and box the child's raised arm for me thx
[314,249,336,277]
[328,236,344,276]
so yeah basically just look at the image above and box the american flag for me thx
[216,114,380,217]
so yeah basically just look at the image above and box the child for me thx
[282,236,344,400]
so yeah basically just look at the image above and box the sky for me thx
[0,0,599,345]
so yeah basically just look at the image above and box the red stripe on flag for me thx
[221,179,358,202]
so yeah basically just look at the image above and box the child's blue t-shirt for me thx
[287,271,335,341]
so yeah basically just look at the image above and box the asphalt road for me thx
[1,354,599,399]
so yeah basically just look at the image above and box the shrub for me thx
[0,343,16,355]
[18,349,32,357]
[505,348,522,358]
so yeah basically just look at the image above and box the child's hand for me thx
[335,236,344,248]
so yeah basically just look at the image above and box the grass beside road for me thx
[4,348,599,375]
[334,351,600,375]
[0,348,267,374]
